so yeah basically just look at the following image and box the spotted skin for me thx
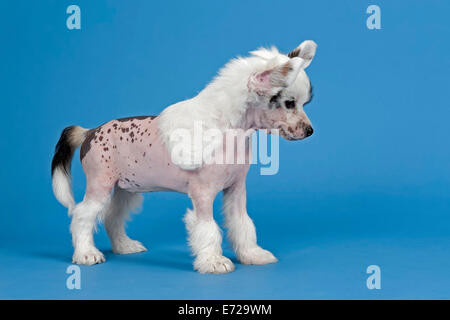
[80,116,249,198]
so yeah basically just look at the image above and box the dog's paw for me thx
[194,254,235,274]
[72,248,105,265]
[238,247,278,265]
[112,238,147,254]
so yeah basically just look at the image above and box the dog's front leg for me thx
[223,180,278,265]
[184,188,235,274]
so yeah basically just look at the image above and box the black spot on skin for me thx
[269,91,282,109]
[78,116,159,162]
[80,128,100,160]
[116,115,157,122]
[130,132,134,138]
[125,178,130,182]
[104,147,109,151]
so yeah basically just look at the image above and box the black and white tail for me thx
[51,125,89,212]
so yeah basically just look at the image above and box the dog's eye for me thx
[284,100,296,109]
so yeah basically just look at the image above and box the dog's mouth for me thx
[278,127,305,141]
[262,123,307,141]
[270,121,304,141]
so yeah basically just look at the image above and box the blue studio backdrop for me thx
[0,0,449,299]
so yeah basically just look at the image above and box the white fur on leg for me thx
[184,209,235,274]
[105,189,147,254]
[236,246,278,265]
[112,239,147,254]
[70,198,108,265]
[225,212,277,265]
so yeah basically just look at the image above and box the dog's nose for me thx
[305,126,314,137]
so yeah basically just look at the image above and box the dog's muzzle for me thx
[279,124,314,140]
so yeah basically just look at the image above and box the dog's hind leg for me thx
[223,179,277,265]
[70,179,113,265]
[184,187,235,274]
[104,187,147,254]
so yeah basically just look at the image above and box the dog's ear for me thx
[287,40,317,69]
[248,58,304,95]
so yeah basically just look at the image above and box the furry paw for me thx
[238,247,278,265]
[72,247,105,265]
[194,254,235,274]
[112,238,147,254]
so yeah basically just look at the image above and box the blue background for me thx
[1,0,449,299]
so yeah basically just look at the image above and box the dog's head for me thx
[247,40,316,140]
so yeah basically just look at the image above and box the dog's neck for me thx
[192,55,269,132]
[196,83,265,133]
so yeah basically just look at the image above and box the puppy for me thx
[51,40,317,273]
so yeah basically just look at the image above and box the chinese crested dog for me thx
[51,40,317,273]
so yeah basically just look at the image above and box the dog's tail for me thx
[51,125,89,212]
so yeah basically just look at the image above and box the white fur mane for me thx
[157,44,311,170]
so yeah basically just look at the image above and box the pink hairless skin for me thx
[81,116,195,194]
[51,40,317,273]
